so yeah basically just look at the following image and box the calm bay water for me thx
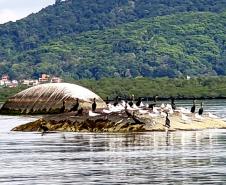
[1,100,226,184]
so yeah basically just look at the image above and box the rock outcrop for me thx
[12,111,226,133]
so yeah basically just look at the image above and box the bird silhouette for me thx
[40,124,48,134]
[171,97,176,110]
[154,95,158,102]
[75,107,83,116]
[128,94,134,107]
[136,97,142,107]
[148,103,156,109]
[165,112,170,128]
[113,96,119,106]
[131,112,145,125]
[190,100,196,113]
[128,101,133,107]
[125,104,133,117]
[60,100,66,113]
[70,98,79,112]
[148,95,158,109]
[198,102,203,115]
[105,96,110,105]
[92,98,97,112]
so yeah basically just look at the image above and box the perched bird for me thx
[105,96,110,105]
[161,103,166,109]
[40,124,48,134]
[136,97,142,107]
[160,111,167,118]
[131,112,145,125]
[125,104,133,117]
[153,95,158,103]
[198,102,203,115]
[148,112,159,118]
[89,110,100,117]
[128,101,134,107]
[190,100,196,113]
[128,94,135,107]
[208,112,219,119]
[178,107,190,114]
[113,96,119,107]
[148,95,158,109]
[102,109,112,114]
[148,103,156,109]
[70,98,79,112]
[132,116,145,125]
[92,98,97,112]
[75,107,83,116]
[165,112,170,128]
[60,100,66,113]
[171,97,176,110]
[138,109,149,114]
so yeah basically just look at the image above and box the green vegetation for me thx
[0,0,226,79]
[1,77,226,103]
[76,77,226,99]
[0,85,27,102]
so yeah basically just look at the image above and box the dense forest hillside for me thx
[0,0,226,79]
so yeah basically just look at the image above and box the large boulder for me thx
[0,83,106,114]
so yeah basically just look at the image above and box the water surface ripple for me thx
[0,100,226,184]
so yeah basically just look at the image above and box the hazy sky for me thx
[0,0,55,24]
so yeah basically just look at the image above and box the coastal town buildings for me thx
[21,79,39,86]
[51,76,62,83]
[0,74,63,88]
[0,74,19,88]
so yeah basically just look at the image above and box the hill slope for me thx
[0,0,226,79]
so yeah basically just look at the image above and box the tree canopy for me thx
[0,0,226,79]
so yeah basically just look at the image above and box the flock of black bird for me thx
[40,96,204,133]
[190,99,203,115]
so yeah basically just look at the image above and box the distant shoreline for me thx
[104,96,226,103]
[1,77,226,104]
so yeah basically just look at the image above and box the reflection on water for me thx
[1,131,226,184]
[0,100,226,184]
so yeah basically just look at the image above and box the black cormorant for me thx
[105,97,110,105]
[70,98,79,112]
[125,104,133,117]
[191,100,196,113]
[170,97,176,110]
[113,96,119,107]
[148,95,158,109]
[131,112,145,125]
[136,97,142,107]
[148,103,156,109]
[75,107,83,116]
[198,102,203,115]
[40,124,48,133]
[165,112,170,128]
[60,100,66,113]
[92,98,97,112]
[153,95,158,102]
[128,95,134,107]
[128,101,133,107]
